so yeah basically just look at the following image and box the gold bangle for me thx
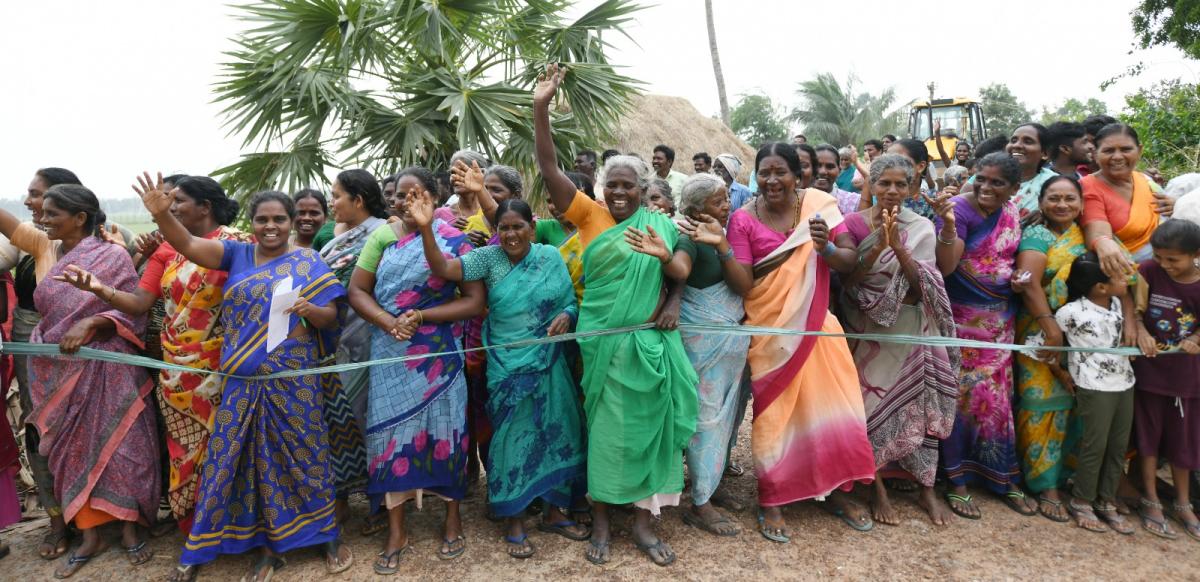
[105,286,117,302]
[415,309,424,325]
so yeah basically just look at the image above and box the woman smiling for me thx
[535,64,698,568]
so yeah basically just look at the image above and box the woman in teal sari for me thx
[133,179,353,582]
[408,191,589,559]
[536,65,698,568]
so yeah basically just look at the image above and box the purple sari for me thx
[28,236,159,525]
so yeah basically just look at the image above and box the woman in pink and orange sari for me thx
[726,143,877,543]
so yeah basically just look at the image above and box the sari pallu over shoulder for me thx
[577,208,698,507]
[181,248,346,565]
[157,225,250,524]
[29,236,160,526]
[841,209,958,487]
[365,221,471,506]
[482,244,585,516]
[941,201,1023,494]
[742,190,875,505]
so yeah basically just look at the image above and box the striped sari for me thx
[1014,223,1086,492]
[841,209,959,486]
[181,244,345,565]
[733,190,875,505]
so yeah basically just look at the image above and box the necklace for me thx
[753,190,803,233]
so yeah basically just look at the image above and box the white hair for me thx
[600,154,653,194]
[679,173,725,215]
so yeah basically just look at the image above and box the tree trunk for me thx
[706,0,730,127]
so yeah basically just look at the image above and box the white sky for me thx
[2,0,1194,201]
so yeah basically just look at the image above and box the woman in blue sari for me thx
[410,191,589,559]
[133,177,353,582]
[347,167,485,575]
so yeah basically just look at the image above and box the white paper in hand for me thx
[267,275,299,352]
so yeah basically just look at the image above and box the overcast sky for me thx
[2,0,1194,201]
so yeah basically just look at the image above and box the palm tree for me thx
[212,0,644,201]
[788,73,904,146]
[705,0,730,126]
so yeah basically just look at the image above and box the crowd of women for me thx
[0,64,1198,580]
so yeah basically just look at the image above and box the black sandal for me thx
[124,540,153,566]
[373,545,410,575]
[634,538,676,567]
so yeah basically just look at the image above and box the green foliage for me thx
[788,73,903,147]
[1121,79,1200,179]
[979,83,1035,138]
[1038,97,1109,125]
[1132,0,1200,59]
[729,94,789,146]
[214,0,644,204]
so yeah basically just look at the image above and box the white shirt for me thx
[1055,296,1135,392]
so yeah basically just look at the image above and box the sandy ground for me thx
[3,414,1199,582]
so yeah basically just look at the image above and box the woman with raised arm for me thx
[0,184,160,579]
[669,174,753,536]
[346,166,485,573]
[131,175,353,582]
[835,154,960,527]
[409,189,588,559]
[54,176,247,548]
[534,64,698,568]
[930,153,1037,520]
[724,142,876,542]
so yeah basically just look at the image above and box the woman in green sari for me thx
[1012,175,1088,522]
[535,65,698,568]
[408,190,589,560]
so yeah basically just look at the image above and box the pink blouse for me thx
[727,208,848,265]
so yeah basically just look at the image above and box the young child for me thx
[1133,219,1200,540]
[1055,252,1136,534]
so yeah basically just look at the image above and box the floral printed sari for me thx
[940,199,1023,493]
[1014,223,1086,492]
[364,220,472,509]
[156,226,249,524]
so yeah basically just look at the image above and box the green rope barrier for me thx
[1,321,1175,381]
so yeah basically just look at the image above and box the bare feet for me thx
[871,480,901,526]
[918,486,955,526]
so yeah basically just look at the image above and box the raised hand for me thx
[135,231,164,257]
[450,160,485,196]
[132,171,173,216]
[878,207,902,252]
[100,224,125,247]
[679,214,726,246]
[933,119,942,137]
[406,188,435,228]
[52,264,102,293]
[533,63,565,107]
[924,191,955,224]
[624,224,670,263]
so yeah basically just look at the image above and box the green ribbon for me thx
[1,322,1172,381]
